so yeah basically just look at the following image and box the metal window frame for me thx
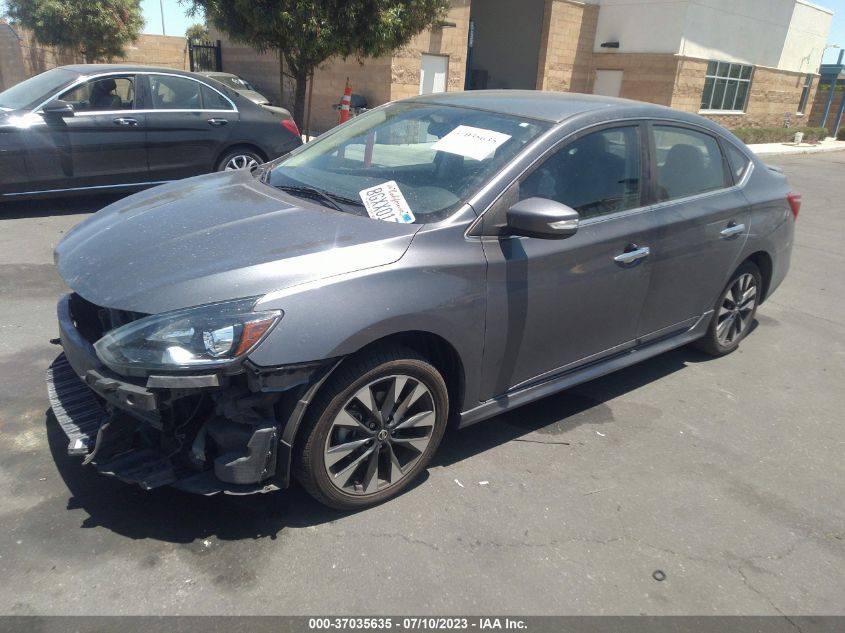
[33,70,238,115]
[699,61,754,113]
[797,73,814,114]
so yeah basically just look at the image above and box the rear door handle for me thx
[720,222,746,239]
[614,245,651,265]
[113,117,138,126]
[207,118,228,126]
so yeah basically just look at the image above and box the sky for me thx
[140,0,203,38]
[823,0,845,63]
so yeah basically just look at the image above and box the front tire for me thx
[694,261,762,356]
[294,346,449,509]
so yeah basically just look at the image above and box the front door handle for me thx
[113,117,138,126]
[207,118,228,126]
[720,222,746,239]
[614,244,651,265]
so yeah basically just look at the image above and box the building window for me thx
[700,61,753,113]
[798,74,814,114]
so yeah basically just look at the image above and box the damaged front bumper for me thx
[47,293,330,495]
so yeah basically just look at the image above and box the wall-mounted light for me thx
[435,20,457,28]
[600,41,620,49]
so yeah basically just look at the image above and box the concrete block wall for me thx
[0,21,188,93]
[592,52,680,106]
[536,0,599,94]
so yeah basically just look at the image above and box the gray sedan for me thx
[48,91,798,509]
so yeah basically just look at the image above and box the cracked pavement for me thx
[0,153,843,615]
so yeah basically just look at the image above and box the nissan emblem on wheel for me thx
[45,90,797,509]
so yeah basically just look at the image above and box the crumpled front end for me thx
[47,293,327,495]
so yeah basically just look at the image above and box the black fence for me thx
[188,39,222,72]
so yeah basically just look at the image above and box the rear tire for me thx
[694,261,762,356]
[216,147,263,172]
[294,345,448,510]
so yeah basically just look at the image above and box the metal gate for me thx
[188,40,222,72]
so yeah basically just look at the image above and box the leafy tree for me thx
[185,22,209,42]
[5,0,144,63]
[189,0,449,128]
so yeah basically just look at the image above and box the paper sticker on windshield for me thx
[431,125,512,161]
[359,181,416,224]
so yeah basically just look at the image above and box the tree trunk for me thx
[293,70,308,131]
[278,49,285,108]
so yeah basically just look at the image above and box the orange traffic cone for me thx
[339,78,352,124]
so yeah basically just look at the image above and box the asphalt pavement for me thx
[0,153,843,615]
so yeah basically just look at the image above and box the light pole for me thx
[159,0,166,36]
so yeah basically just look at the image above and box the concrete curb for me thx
[750,142,845,157]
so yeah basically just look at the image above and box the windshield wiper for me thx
[274,184,363,212]
[274,184,345,212]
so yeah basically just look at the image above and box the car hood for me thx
[55,169,420,314]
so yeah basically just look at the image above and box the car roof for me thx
[57,64,206,79]
[407,89,705,126]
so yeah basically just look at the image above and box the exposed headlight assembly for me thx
[94,297,282,372]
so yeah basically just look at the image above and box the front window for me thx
[0,67,78,110]
[700,61,753,113]
[59,76,135,112]
[520,126,642,219]
[264,103,550,223]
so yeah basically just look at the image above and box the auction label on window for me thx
[359,181,416,224]
[431,125,512,161]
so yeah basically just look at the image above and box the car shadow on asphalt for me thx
[43,327,743,544]
[1,194,121,220]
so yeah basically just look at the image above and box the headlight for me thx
[94,297,282,372]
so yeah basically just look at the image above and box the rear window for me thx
[201,84,233,110]
[653,126,729,201]
[149,75,201,110]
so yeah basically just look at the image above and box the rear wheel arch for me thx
[744,251,773,303]
[213,143,267,171]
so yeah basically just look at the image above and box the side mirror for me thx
[42,100,74,118]
[506,197,580,239]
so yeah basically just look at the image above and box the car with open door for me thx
[0,65,302,200]
[46,91,797,509]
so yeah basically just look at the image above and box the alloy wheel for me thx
[323,375,436,496]
[223,154,259,170]
[716,273,757,346]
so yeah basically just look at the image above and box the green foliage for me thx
[838,127,845,141]
[732,127,829,144]
[5,0,144,62]
[186,22,209,42]
[188,0,450,126]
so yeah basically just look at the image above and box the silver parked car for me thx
[48,91,798,509]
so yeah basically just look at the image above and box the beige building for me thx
[215,0,833,133]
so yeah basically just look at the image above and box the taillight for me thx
[281,119,300,138]
[787,192,801,220]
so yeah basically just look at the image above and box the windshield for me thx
[0,67,78,110]
[264,102,549,223]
